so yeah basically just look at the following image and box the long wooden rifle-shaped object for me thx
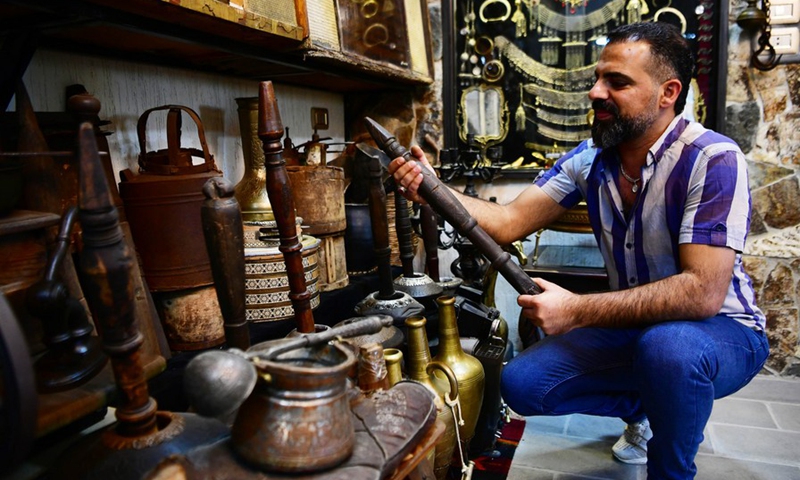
[363,117,542,296]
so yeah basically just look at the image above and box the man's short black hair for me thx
[606,22,695,115]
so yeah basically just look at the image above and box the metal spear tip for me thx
[363,116,392,146]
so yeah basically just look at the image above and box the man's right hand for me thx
[387,145,432,205]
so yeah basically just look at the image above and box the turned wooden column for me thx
[76,122,157,437]
[257,81,314,334]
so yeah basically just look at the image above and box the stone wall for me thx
[727,1,800,375]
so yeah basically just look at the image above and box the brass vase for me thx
[405,315,459,480]
[433,295,485,451]
[235,96,273,222]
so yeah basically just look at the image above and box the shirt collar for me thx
[647,114,688,166]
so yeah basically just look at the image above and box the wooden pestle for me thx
[201,177,251,350]
[394,188,416,279]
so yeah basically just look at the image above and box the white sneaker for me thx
[612,419,652,465]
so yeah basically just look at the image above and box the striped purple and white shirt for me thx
[535,115,765,331]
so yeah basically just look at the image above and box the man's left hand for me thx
[518,278,580,336]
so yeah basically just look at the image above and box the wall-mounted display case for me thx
[446,0,728,170]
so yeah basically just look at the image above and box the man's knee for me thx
[500,355,550,416]
[634,322,713,379]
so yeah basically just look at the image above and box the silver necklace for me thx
[620,165,641,193]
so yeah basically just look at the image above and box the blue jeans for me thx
[500,316,769,480]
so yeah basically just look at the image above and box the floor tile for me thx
[709,423,800,466]
[563,414,626,441]
[731,376,800,404]
[695,454,800,480]
[525,415,569,436]
[708,398,776,429]
[512,433,645,479]
[768,402,800,432]
[506,466,556,479]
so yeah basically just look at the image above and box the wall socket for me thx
[769,0,800,24]
[771,26,800,55]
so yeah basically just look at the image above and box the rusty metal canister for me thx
[152,285,225,351]
[285,165,348,292]
[119,105,224,351]
[118,105,222,291]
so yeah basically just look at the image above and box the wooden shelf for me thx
[0,0,433,93]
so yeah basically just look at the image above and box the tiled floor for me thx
[506,375,800,480]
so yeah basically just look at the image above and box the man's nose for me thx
[588,80,605,101]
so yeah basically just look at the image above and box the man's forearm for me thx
[570,272,724,328]
[445,186,516,244]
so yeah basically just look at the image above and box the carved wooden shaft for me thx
[420,204,440,282]
[257,81,315,333]
[201,177,251,350]
[364,117,542,296]
[77,122,157,437]
[365,148,396,299]
[394,189,416,278]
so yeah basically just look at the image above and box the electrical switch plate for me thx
[771,26,800,55]
[769,0,800,24]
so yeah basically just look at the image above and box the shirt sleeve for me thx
[534,141,594,209]
[679,147,751,253]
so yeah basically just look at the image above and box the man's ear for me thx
[660,78,682,109]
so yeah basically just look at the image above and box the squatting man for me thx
[389,22,768,480]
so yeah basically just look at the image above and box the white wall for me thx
[10,49,346,186]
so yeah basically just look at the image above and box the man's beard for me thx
[591,99,658,149]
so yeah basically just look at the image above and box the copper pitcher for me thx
[230,342,356,473]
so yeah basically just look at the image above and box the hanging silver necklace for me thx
[620,164,641,193]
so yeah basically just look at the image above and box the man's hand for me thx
[518,278,581,336]
[387,145,433,205]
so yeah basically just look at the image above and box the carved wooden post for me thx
[367,149,396,300]
[394,189,416,280]
[257,81,315,334]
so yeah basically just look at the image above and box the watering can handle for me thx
[136,104,218,175]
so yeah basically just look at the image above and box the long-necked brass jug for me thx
[234,96,273,222]
[433,295,485,451]
[405,315,459,480]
